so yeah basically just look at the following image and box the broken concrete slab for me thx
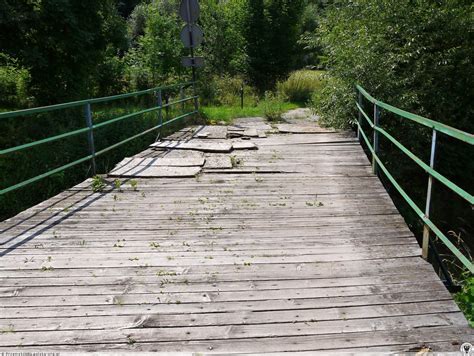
[193,125,228,139]
[113,156,205,172]
[204,154,233,169]
[232,141,258,150]
[109,165,201,178]
[243,128,259,137]
[163,150,204,160]
[151,140,233,153]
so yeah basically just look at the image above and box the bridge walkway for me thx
[0,117,471,352]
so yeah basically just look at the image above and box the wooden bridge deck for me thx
[0,118,472,353]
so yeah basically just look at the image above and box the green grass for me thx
[201,102,299,124]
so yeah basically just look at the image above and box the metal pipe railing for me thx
[0,82,198,196]
[355,85,473,273]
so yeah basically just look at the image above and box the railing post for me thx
[422,129,437,259]
[83,103,96,176]
[157,89,163,141]
[180,86,185,114]
[357,90,362,141]
[193,85,199,112]
[372,104,380,175]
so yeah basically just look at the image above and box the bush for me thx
[309,75,356,129]
[0,54,30,109]
[277,70,324,103]
[261,92,285,121]
[199,74,258,107]
[455,275,474,327]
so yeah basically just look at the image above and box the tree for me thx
[124,2,184,89]
[244,0,305,91]
[198,0,247,76]
[0,0,126,104]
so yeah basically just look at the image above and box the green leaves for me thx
[455,276,474,327]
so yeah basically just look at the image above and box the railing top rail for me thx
[0,81,194,120]
[356,85,474,145]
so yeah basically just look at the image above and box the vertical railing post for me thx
[84,103,96,176]
[372,104,380,175]
[180,86,185,114]
[193,85,199,113]
[157,89,163,141]
[422,129,437,259]
[165,94,170,120]
[357,90,362,141]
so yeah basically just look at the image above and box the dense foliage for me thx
[312,0,474,132]
[311,0,473,299]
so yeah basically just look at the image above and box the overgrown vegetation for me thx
[455,275,474,327]
[277,70,324,104]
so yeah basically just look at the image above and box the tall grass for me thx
[201,101,298,124]
[277,70,324,104]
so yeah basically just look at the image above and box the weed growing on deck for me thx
[129,179,138,191]
[0,324,15,334]
[91,175,106,192]
[150,242,160,249]
[114,179,123,192]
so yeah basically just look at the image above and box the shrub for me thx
[277,70,324,104]
[199,74,258,107]
[261,92,284,121]
[0,54,31,109]
[455,275,474,327]
[309,75,356,129]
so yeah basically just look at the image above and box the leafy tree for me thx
[0,0,126,105]
[244,0,305,91]
[124,2,184,89]
[199,0,247,76]
[314,0,473,132]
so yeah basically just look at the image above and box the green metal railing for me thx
[356,85,474,274]
[0,81,199,196]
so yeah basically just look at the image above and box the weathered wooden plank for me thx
[276,123,334,134]
[0,300,461,332]
[0,290,454,319]
[0,313,467,347]
[0,326,471,352]
[0,281,444,307]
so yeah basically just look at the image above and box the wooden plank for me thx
[0,313,467,347]
[0,300,461,332]
[0,290,454,319]
[276,123,336,134]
